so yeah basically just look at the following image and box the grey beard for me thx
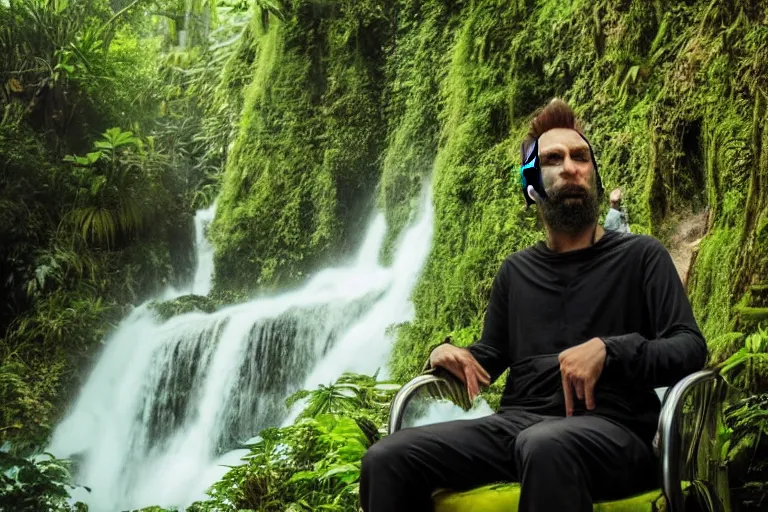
[539,184,600,235]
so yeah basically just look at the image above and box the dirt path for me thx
[668,209,709,286]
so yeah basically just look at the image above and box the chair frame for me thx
[388,368,724,512]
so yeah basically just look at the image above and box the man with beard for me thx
[359,99,708,512]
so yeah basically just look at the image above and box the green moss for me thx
[708,331,746,366]
[377,1,456,262]
[688,228,742,340]
[210,2,391,296]
[148,295,219,321]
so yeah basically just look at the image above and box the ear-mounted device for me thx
[519,133,604,207]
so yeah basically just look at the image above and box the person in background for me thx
[604,188,630,233]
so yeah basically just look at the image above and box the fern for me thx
[70,206,117,247]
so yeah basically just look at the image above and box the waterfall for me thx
[158,201,215,301]
[188,202,216,296]
[48,188,434,511]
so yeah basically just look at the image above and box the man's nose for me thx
[561,155,579,176]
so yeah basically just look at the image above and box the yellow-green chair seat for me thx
[433,483,688,512]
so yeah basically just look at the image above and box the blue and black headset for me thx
[519,133,604,207]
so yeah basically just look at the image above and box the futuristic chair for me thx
[388,367,729,512]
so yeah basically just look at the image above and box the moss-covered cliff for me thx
[210,1,392,294]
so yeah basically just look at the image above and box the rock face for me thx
[668,208,709,287]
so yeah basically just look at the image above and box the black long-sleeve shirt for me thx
[467,230,708,443]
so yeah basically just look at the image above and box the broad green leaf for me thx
[287,470,318,483]
[320,463,359,483]
[336,443,366,462]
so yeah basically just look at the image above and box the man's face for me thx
[537,128,600,234]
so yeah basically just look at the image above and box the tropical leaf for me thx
[286,470,316,483]
[319,463,359,484]
[93,127,140,152]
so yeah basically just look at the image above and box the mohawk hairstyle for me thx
[521,98,584,162]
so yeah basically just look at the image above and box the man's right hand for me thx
[429,344,491,400]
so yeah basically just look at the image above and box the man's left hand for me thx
[558,337,607,416]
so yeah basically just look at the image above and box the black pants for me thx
[359,410,657,512]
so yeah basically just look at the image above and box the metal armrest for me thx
[657,369,725,512]
[388,369,470,435]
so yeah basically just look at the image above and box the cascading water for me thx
[49,188,435,511]
[188,202,216,296]
[157,201,217,301]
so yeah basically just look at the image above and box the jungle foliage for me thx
[2,0,768,511]
[0,450,87,512]
[0,0,248,452]
[185,372,399,512]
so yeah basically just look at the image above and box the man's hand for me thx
[429,344,491,400]
[558,337,607,416]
